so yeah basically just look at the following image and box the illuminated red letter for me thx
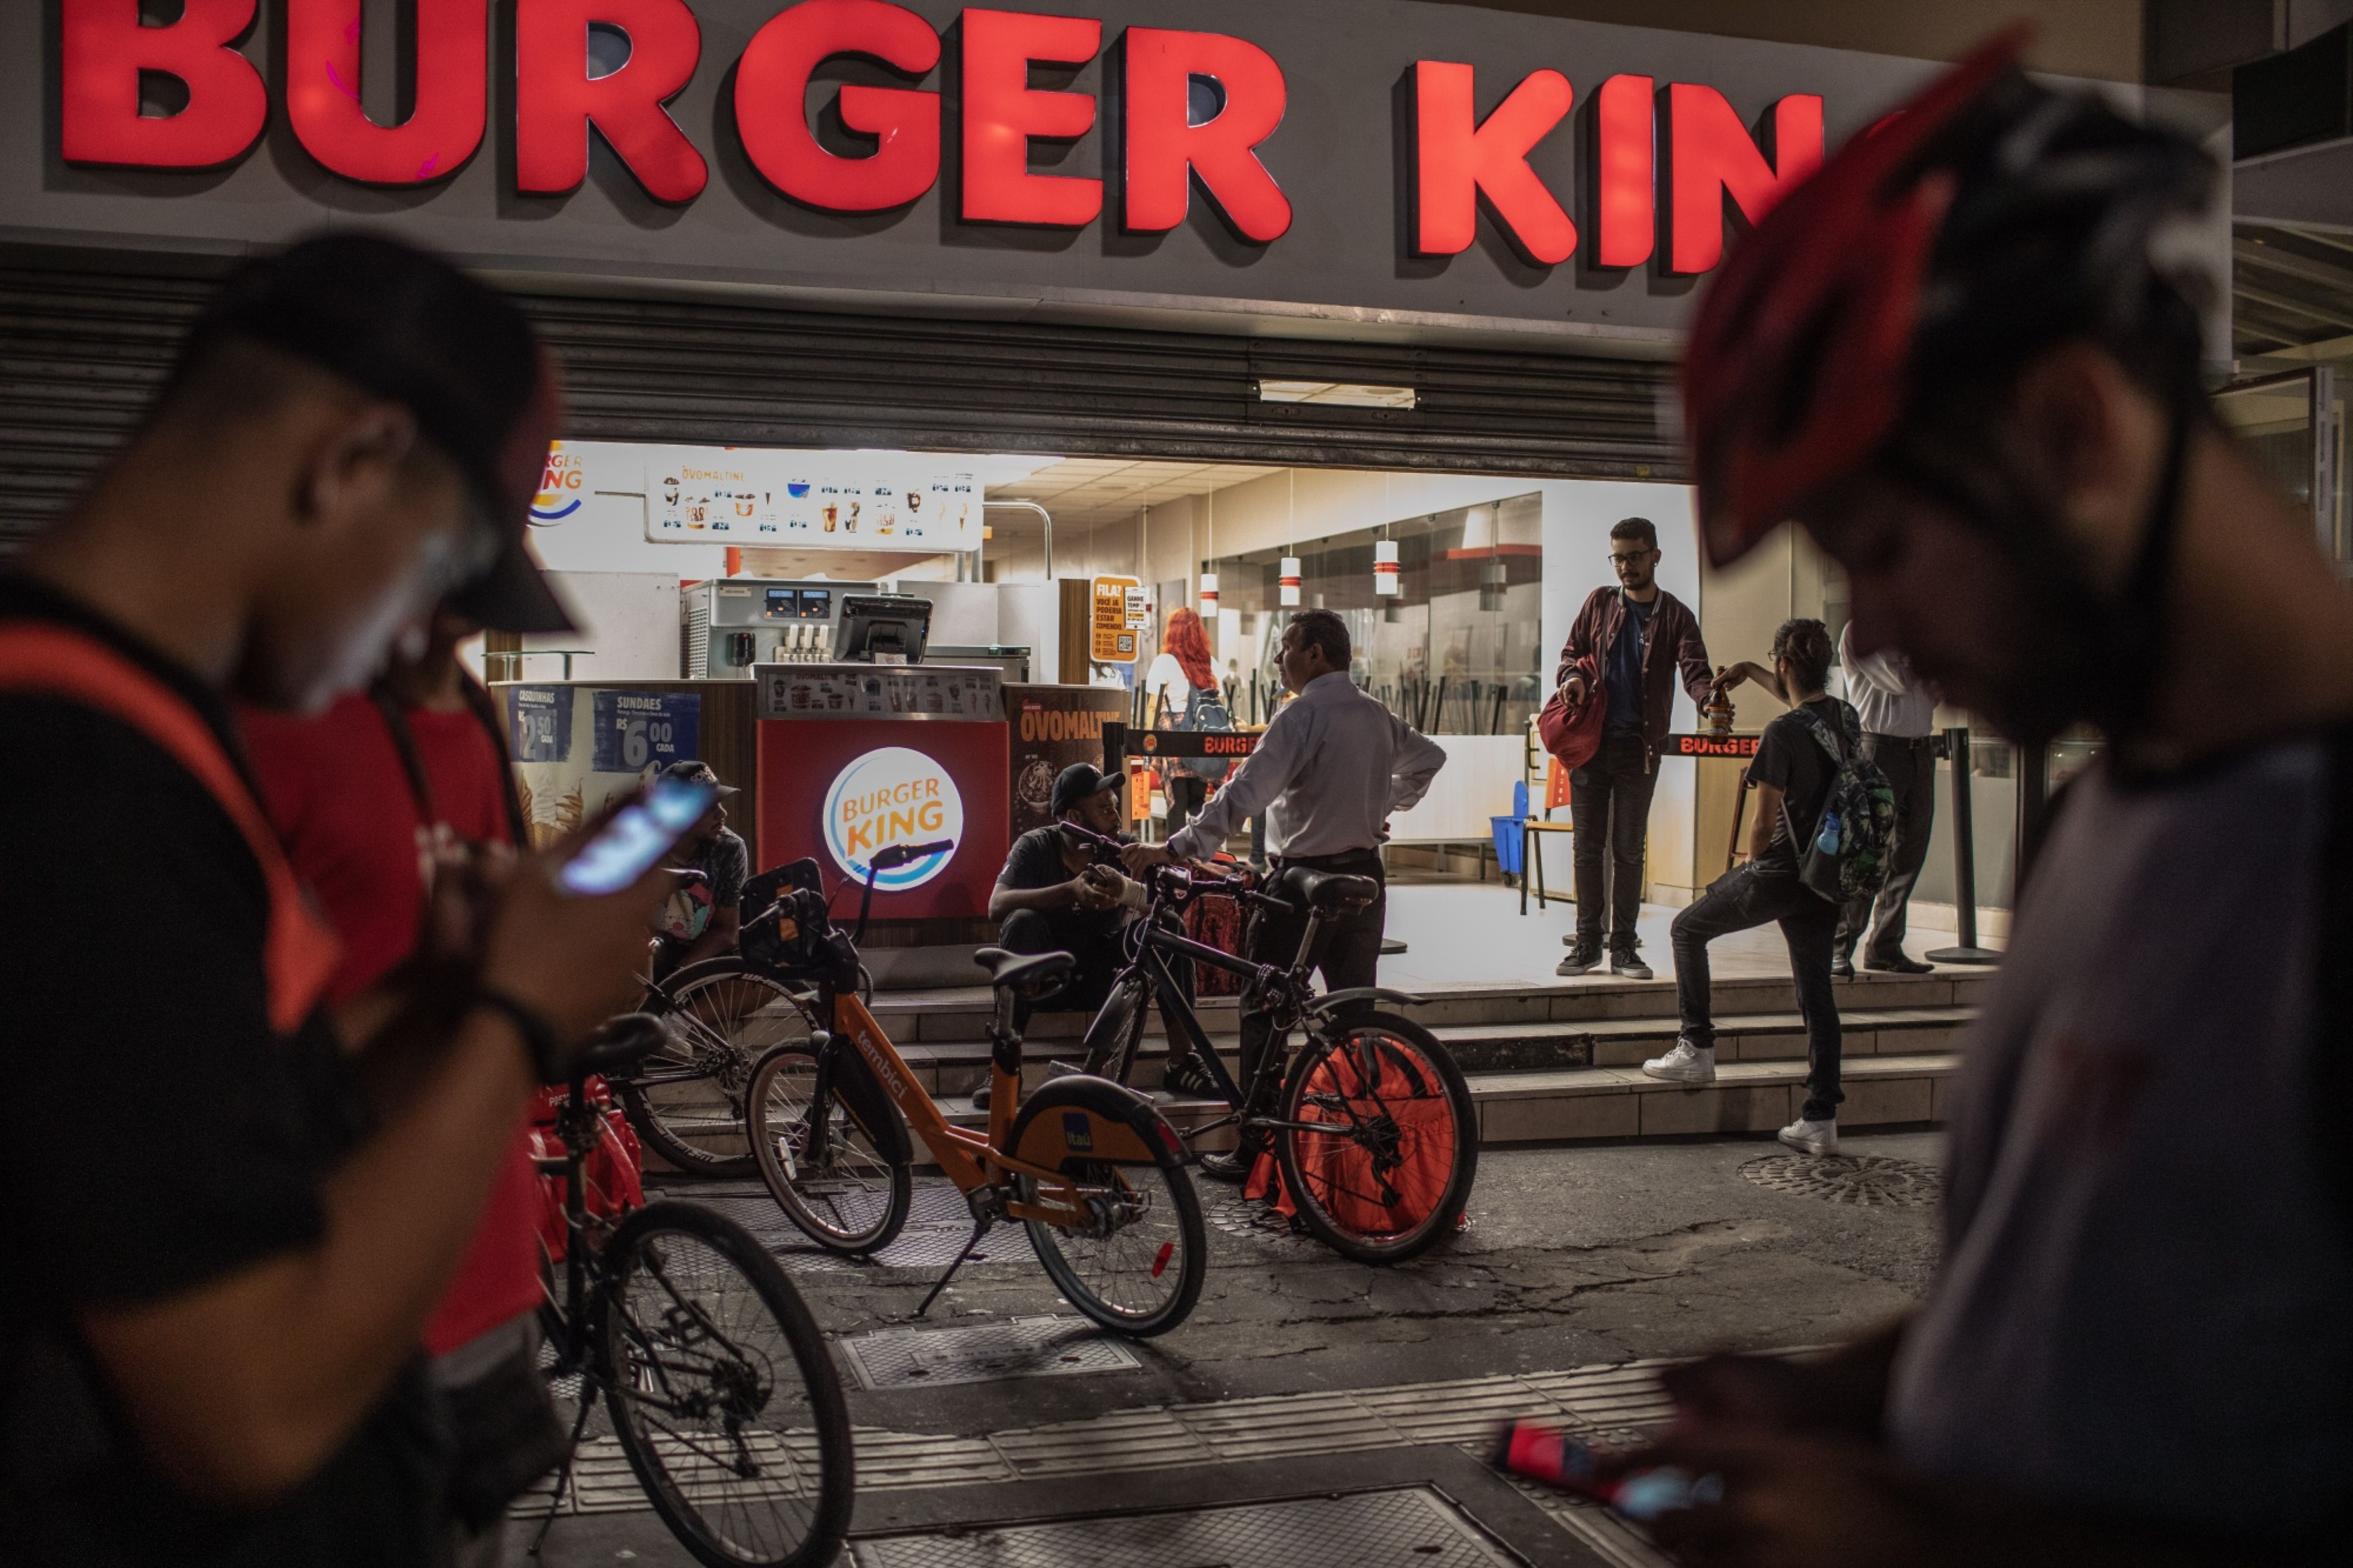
[960,8,1101,227]
[516,0,707,202]
[1413,61,1575,265]
[60,0,266,168]
[286,0,485,184]
[736,0,940,210]
[1664,83,1823,273]
[1593,72,1652,268]
[1122,27,1289,242]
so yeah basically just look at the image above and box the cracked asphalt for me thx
[803,1132,1943,1435]
[536,1132,1943,1564]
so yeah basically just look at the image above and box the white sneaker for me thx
[1778,1117,1839,1156]
[1641,1040,1716,1083]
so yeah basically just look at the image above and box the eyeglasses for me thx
[1608,552,1652,567]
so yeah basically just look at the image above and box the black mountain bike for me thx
[1062,830,1478,1264]
[533,1017,854,1568]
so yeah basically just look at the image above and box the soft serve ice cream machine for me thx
[681,577,879,678]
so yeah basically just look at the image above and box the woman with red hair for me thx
[1147,607,1219,831]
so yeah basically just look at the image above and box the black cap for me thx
[185,232,575,634]
[1050,762,1122,817]
[661,760,740,800]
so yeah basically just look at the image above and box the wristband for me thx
[468,986,566,1083]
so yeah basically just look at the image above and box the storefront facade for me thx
[0,0,2225,916]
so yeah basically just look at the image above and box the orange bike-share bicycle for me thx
[743,843,1207,1337]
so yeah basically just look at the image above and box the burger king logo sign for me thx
[824,747,962,891]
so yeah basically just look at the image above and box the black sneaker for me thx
[1162,1055,1222,1097]
[1864,955,1935,975]
[1557,939,1604,976]
[1830,953,1855,980]
[1610,947,1653,981]
[968,1081,991,1110]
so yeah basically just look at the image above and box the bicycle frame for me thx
[821,986,1104,1229]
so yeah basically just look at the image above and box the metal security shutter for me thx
[0,249,1681,548]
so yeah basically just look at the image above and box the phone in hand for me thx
[557,775,719,896]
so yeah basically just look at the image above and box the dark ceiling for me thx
[2234,223,2353,359]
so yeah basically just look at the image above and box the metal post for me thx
[1927,725,2000,965]
[2312,365,2338,560]
[984,500,1053,580]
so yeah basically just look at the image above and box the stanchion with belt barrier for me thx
[1927,726,2001,965]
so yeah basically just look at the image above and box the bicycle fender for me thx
[1305,986,1426,1016]
[1007,1075,1183,1170]
[817,1034,913,1168]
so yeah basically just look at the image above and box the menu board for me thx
[754,663,1004,722]
[648,454,979,550]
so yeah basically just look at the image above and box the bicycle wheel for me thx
[626,960,818,1177]
[1274,1013,1477,1264]
[1012,1083,1206,1337]
[1077,974,1151,1083]
[748,1041,912,1256]
[601,1201,854,1568]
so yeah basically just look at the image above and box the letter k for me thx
[1414,62,1575,265]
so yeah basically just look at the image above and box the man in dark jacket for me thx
[1551,518,1715,978]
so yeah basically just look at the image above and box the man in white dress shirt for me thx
[1124,609,1446,1084]
[1833,623,1941,977]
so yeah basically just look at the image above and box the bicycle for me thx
[1061,828,1478,1264]
[532,1016,854,1568]
[743,843,1208,1337]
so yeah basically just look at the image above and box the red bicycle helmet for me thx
[1683,27,2216,568]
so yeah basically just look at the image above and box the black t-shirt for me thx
[999,825,1124,945]
[1747,697,1849,879]
[0,576,443,1566]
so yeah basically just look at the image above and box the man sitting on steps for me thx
[1643,618,1851,1159]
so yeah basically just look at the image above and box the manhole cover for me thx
[838,1315,1140,1391]
[848,1486,1516,1568]
[1739,1153,1941,1207]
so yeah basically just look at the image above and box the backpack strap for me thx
[0,624,341,1034]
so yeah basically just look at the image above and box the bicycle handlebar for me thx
[869,839,954,873]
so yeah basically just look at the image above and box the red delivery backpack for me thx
[1536,655,1607,772]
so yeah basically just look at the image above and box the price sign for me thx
[1091,575,1140,664]
[592,691,702,774]
[506,686,571,763]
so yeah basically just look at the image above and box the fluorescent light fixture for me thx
[1199,571,1219,620]
[1255,380,1418,409]
[1279,556,1302,608]
[1374,539,1400,595]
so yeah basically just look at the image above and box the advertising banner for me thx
[1006,684,1128,837]
[591,690,702,774]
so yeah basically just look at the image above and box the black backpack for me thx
[1785,700,1897,904]
[1176,683,1237,782]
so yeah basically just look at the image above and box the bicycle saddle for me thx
[574,1012,674,1078]
[972,946,1076,991]
[1277,868,1381,915]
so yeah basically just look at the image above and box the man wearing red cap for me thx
[0,235,662,1566]
[1616,32,2353,1566]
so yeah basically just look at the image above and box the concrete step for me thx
[883,1004,1975,1098]
[864,967,1996,1043]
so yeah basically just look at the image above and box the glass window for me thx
[1202,494,1544,735]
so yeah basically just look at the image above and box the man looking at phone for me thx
[1618,39,2353,1567]
[987,763,1205,1101]
[0,236,664,1566]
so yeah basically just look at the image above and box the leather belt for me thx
[1865,733,1938,747]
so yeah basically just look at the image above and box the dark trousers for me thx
[1569,730,1657,948]
[1836,736,1937,965]
[1672,864,1843,1122]
[1164,772,1208,834]
[999,906,1193,1036]
[1240,850,1385,1085]
[999,908,1123,1029]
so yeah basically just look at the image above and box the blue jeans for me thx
[1671,864,1843,1121]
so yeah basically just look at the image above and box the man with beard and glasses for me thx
[1582,31,2353,1568]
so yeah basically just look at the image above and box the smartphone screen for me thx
[557,776,720,896]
